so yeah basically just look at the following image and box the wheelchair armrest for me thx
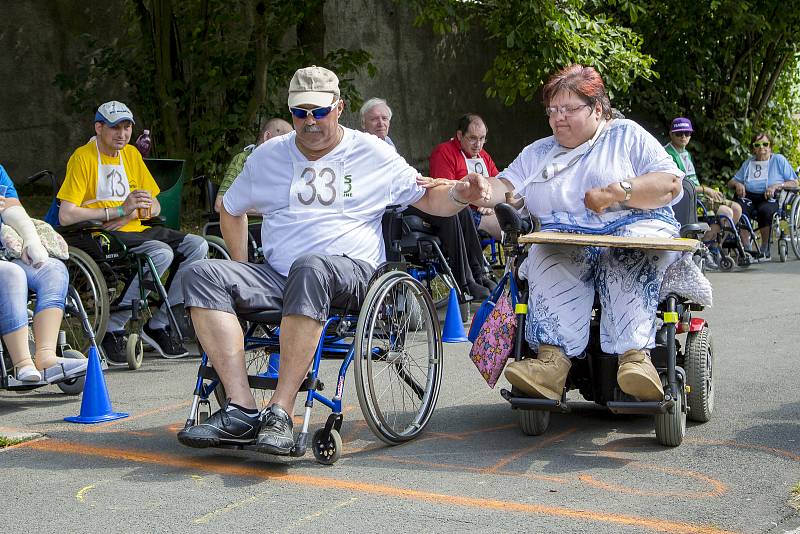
[679,222,709,239]
[494,203,538,234]
[402,215,434,234]
[57,220,106,235]
[141,215,167,226]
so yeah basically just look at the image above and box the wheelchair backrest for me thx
[672,178,699,227]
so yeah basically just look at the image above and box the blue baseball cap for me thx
[95,101,135,126]
[670,117,693,133]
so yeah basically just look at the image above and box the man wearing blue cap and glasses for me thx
[178,65,490,455]
[57,100,209,363]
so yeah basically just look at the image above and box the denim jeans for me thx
[0,258,68,335]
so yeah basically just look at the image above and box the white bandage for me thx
[1,205,47,266]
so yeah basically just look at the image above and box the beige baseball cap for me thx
[287,65,340,108]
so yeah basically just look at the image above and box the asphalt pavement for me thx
[1,258,799,533]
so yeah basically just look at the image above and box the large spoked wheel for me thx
[655,373,687,446]
[518,409,550,436]
[355,271,443,444]
[213,324,274,411]
[205,235,231,260]
[56,349,87,395]
[64,247,109,354]
[789,198,800,260]
[685,326,714,422]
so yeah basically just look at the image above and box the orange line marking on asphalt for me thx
[415,423,517,443]
[593,449,727,498]
[483,428,577,474]
[82,401,191,433]
[19,438,736,534]
[686,438,800,462]
[370,454,568,483]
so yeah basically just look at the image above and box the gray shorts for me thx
[182,253,374,322]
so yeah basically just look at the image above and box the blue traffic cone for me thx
[442,288,468,343]
[65,344,128,424]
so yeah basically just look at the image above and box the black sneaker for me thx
[253,404,295,456]
[478,275,498,291]
[177,401,261,448]
[142,324,189,359]
[101,331,128,367]
[465,280,490,300]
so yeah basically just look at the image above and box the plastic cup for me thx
[137,190,152,219]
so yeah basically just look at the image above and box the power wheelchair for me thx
[497,181,714,447]
[181,207,445,464]
[32,170,187,370]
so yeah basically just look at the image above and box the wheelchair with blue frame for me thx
[181,207,445,464]
[496,181,714,447]
[31,170,187,370]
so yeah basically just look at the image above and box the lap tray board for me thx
[519,231,701,252]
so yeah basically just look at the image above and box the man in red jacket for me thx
[429,113,502,239]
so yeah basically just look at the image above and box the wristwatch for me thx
[619,180,633,202]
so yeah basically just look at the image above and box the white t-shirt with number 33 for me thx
[224,128,425,276]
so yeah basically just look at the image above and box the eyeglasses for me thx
[545,103,591,117]
[752,141,770,148]
[289,100,339,120]
[673,132,691,138]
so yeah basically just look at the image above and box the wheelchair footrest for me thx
[500,389,570,413]
[198,365,323,392]
[606,400,674,415]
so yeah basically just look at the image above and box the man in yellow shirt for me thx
[58,101,208,363]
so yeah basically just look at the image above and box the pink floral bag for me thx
[469,293,517,388]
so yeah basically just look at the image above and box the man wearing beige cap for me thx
[178,66,490,455]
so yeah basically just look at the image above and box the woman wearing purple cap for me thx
[728,132,798,259]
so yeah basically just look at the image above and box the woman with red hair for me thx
[473,64,685,403]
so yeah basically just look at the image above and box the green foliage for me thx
[407,0,656,106]
[603,0,800,185]
[53,0,373,182]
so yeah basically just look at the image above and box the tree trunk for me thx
[245,1,270,130]
[297,0,326,61]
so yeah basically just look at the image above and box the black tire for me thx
[205,235,231,260]
[126,332,143,370]
[355,271,443,444]
[655,374,686,446]
[517,410,550,436]
[312,428,342,465]
[685,326,714,423]
[779,240,788,262]
[55,349,86,395]
[719,255,735,272]
[64,247,109,353]
[789,197,800,259]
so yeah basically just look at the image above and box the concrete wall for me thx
[0,1,126,183]
[329,0,550,172]
[0,0,550,184]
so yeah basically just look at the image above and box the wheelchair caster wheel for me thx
[655,375,686,447]
[517,409,550,436]
[126,333,144,370]
[56,349,87,395]
[778,240,788,262]
[312,428,342,465]
[718,256,735,272]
